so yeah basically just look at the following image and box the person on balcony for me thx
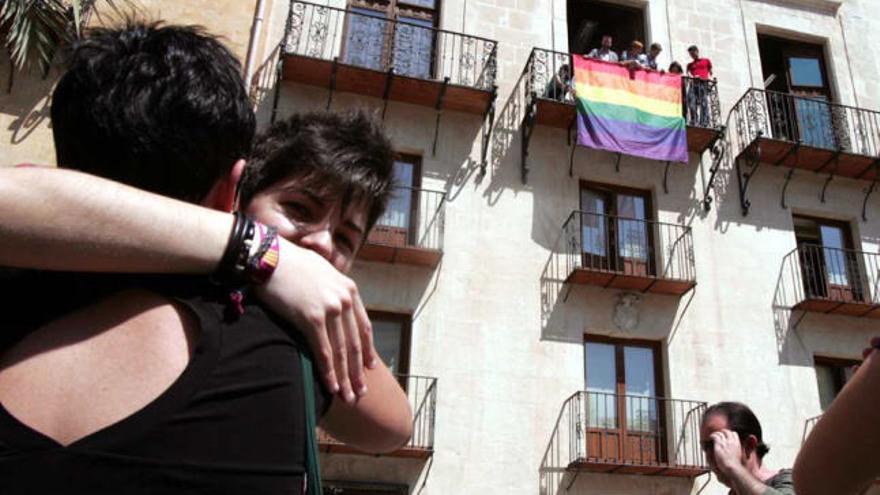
[586,34,619,62]
[645,42,663,70]
[701,402,795,495]
[619,40,648,69]
[686,45,714,127]
[793,337,880,495]
[543,63,573,102]
[668,61,684,74]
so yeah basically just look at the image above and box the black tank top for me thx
[0,286,331,494]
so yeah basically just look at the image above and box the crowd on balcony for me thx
[542,35,716,127]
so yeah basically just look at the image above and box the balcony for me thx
[280,0,497,117]
[319,374,437,459]
[518,48,723,181]
[540,391,708,494]
[779,244,880,318]
[357,186,445,268]
[727,88,880,217]
[549,210,696,296]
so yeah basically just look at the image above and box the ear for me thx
[744,435,759,457]
[202,159,246,212]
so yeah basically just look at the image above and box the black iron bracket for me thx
[431,77,450,156]
[663,161,672,194]
[567,115,578,177]
[380,68,395,121]
[774,142,799,167]
[862,161,879,222]
[614,153,623,173]
[856,156,880,180]
[479,85,498,177]
[520,92,537,184]
[326,57,339,110]
[701,126,727,211]
[817,148,841,204]
[736,132,763,216]
[270,53,285,124]
[780,168,795,209]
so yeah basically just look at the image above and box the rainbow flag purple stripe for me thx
[574,55,688,163]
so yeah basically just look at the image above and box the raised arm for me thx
[0,166,373,402]
[794,341,880,495]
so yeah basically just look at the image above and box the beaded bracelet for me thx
[246,223,280,285]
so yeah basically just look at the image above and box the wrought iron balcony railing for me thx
[369,185,445,251]
[319,374,437,455]
[540,391,708,494]
[523,47,722,129]
[802,414,821,444]
[730,88,880,158]
[283,0,497,91]
[546,210,695,295]
[778,244,880,317]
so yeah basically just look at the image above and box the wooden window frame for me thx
[813,355,860,409]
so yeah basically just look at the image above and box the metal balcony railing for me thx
[540,391,707,494]
[779,244,880,311]
[319,374,437,452]
[283,0,497,90]
[556,210,695,283]
[522,47,721,128]
[802,414,821,445]
[729,88,880,157]
[367,186,446,252]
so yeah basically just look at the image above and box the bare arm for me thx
[320,361,413,453]
[0,167,374,402]
[794,345,880,495]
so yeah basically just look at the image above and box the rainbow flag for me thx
[573,55,688,163]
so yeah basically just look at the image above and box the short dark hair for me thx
[688,45,699,52]
[239,110,395,231]
[703,402,770,460]
[51,21,256,203]
[650,42,662,51]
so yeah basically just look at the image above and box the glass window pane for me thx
[344,8,387,70]
[789,57,824,87]
[581,190,607,257]
[398,0,436,8]
[393,17,433,79]
[377,161,415,229]
[820,225,849,286]
[617,195,648,261]
[624,346,657,432]
[373,319,404,374]
[815,364,838,412]
[585,342,617,428]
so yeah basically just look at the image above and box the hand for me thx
[710,429,745,475]
[254,238,377,404]
[861,336,880,360]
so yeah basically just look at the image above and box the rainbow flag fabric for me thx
[573,55,688,163]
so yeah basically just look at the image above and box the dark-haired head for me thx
[51,20,255,203]
[238,110,395,272]
[702,402,770,460]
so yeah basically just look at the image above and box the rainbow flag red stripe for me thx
[574,55,688,163]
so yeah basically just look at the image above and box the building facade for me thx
[2,0,880,494]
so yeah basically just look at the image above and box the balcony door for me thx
[368,155,421,248]
[794,215,862,302]
[583,336,664,465]
[343,0,438,78]
[814,356,858,412]
[580,183,654,277]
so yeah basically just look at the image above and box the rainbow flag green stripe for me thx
[574,55,688,163]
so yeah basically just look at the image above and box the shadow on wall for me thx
[351,260,440,317]
[1,55,58,146]
[320,453,432,495]
[482,67,531,207]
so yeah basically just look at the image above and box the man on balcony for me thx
[586,35,619,63]
[686,45,714,127]
[701,402,795,495]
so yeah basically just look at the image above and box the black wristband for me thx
[213,212,256,287]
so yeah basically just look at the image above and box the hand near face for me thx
[710,429,744,474]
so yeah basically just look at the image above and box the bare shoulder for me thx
[0,289,199,446]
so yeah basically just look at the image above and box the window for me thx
[369,311,411,376]
[793,215,863,302]
[566,0,645,56]
[343,0,439,78]
[324,481,408,495]
[580,182,655,276]
[758,35,838,149]
[368,154,422,248]
[814,356,858,411]
[584,335,664,463]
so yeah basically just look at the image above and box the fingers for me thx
[328,312,355,404]
[343,296,367,398]
[307,315,339,395]
[352,292,377,370]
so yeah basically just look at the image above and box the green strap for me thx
[300,351,323,495]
